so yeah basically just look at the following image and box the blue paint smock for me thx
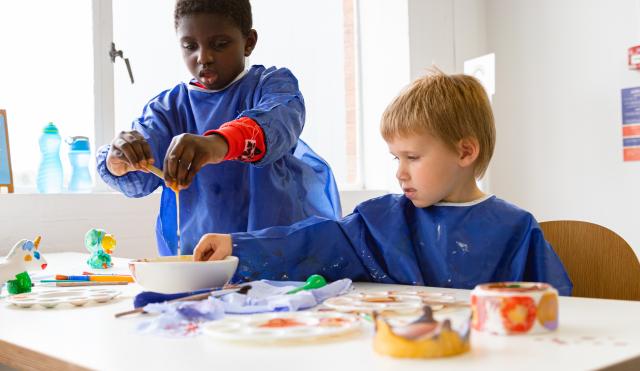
[231,194,573,296]
[96,66,342,255]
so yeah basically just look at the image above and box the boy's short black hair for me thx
[174,0,253,36]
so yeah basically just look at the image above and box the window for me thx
[0,1,94,190]
[1,0,362,191]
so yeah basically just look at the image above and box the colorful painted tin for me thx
[470,282,558,335]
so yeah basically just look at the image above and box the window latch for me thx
[109,42,134,84]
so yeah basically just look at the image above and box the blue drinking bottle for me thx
[67,136,92,192]
[36,122,63,193]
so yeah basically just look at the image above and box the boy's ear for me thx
[457,137,480,168]
[244,29,258,57]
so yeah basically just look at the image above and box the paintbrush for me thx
[50,281,129,287]
[114,285,251,318]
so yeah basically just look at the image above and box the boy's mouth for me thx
[403,188,417,198]
[199,70,218,86]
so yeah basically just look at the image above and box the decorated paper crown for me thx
[373,305,470,358]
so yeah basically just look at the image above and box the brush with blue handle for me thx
[115,285,251,318]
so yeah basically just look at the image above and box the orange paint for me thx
[318,317,350,327]
[258,318,305,328]
[363,297,397,303]
[500,297,536,333]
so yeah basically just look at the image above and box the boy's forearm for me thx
[239,68,305,166]
[228,216,371,283]
[241,97,304,166]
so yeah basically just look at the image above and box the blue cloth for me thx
[137,279,352,337]
[220,278,352,314]
[97,66,341,255]
[231,195,573,296]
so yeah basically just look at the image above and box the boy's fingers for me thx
[176,148,195,186]
[141,142,154,165]
[130,132,154,166]
[130,142,148,169]
[193,245,204,261]
[194,234,216,261]
[165,140,185,182]
[119,142,141,168]
[184,155,205,188]
[194,246,213,261]
[163,138,178,180]
[209,244,229,261]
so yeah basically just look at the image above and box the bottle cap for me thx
[67,136,90,151]
[43,122,59,134]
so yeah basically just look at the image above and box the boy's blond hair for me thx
[380,68,496,178]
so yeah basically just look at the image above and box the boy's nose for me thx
[396,166,409,181]
[197,50,215,66]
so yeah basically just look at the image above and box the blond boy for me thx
[193,69,573,295]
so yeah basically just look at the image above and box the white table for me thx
[1,253,639,371]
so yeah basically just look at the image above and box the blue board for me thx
[0,111,12,185]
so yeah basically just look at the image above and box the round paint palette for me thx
[323,291,456,313]
[202,311,363,342]
[6,288,121,309]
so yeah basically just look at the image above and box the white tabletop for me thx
[1,253,639,371]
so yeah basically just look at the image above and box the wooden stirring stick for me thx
[146,164,164,179]
[114,285,251,318]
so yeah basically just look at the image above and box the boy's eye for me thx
[182,42,197,50]
[407,155,420,160]
[213,41,229,49]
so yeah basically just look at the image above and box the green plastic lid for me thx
[43,122,59,134]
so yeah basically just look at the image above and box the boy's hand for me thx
[106,131,154,176]
[193,234,233,261]
[164,134,228,190]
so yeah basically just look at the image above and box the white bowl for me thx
[128,255,239,293]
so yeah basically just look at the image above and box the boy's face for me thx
[176,13,257,90]
[387,132,467,208]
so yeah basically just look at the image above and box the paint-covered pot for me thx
[470,282,558,335]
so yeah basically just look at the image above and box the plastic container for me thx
[36,122,63,193]
[67,136,92,192]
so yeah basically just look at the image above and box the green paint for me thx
[7,271,32,295]
[286,274,327,294]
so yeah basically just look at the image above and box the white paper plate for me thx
[202,311,363,342]
[6,288,121,309]
[323,291,456,313]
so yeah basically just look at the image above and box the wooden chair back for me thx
[540,220,640,300]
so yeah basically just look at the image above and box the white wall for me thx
[359,0,410,191]
[0,194,159,259]
[359,0,487,192]
[486,0,640,254]
[0,190,384,258]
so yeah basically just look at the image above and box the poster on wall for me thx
[621,87,640,162]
